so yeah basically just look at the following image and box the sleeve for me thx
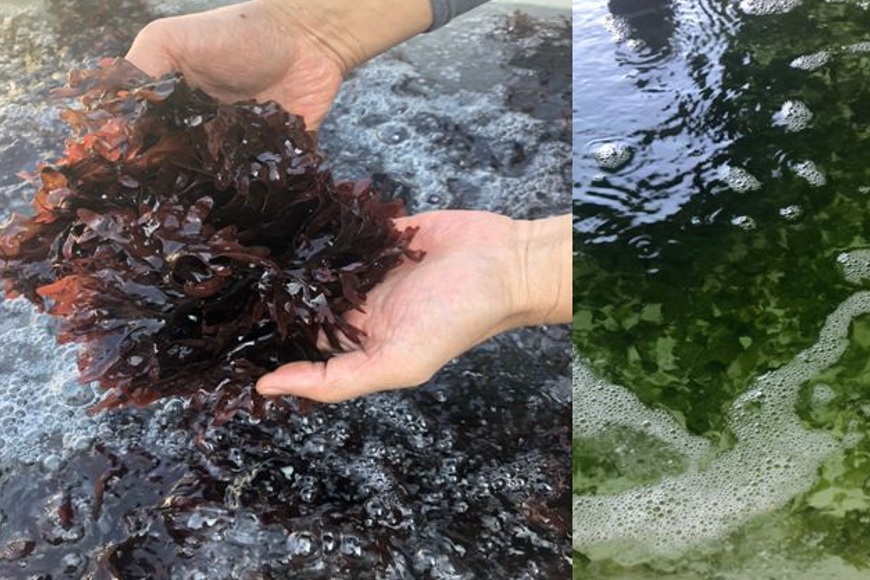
[426,0,491,31]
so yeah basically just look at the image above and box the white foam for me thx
[779,204,803,220]
[792,159,826,186]
[811,384,836,406]
[592,141,632,171]
[842,41,870,54]
[731,215,757,230]
[318,47,569,217]
[0,298,105,466]
[573,288,870,561]
[773,100,813,132]
[738,0,801,15]
[573,359,711,466]
[836,249,870,284]
[721,165,762,193]
[789,51,831,71]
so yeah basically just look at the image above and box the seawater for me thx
[0,1,571,577]
[575,0,870,577]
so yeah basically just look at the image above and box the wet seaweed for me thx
[0,58,421,421]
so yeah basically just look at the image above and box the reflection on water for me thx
[574,0,737,243]
[0,1,571,577]
[575,0,870,576]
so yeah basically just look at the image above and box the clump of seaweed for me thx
[0,58,421,422]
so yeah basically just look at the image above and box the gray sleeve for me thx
[426,0,491,31]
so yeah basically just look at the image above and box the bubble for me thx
[810,384,836,406]
[376,123,410,145]
[317,37,569,219]
[187,510,222,530]
[836,249,870,284]
[0,299,105,467]
[731,215,757,230]
[340,534,363,558]
[61,552,85,575]
[572,358,711,464]
[574,279,870,561]
[779,204,803,220]
[738,0,801,15]
[789,51,831,71]
[843,41,870,53]
[592,141,632,171]
[792,159,826,186]
[286,531,315,557]
[0,4,572,576]
[773,100,812,132]
[41,454,62,472]
[721,165,762,192]
[226,515,261,547]
[62,379,96,407]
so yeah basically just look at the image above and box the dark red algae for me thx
[0,57,422,422]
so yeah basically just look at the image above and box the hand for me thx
[125,0,345,130]
[256,211,572,402]
[125,0,434,130]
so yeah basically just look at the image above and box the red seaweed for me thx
[0,58,422,420]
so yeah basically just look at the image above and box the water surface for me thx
[574,0,870,576]
[0,1,572,577]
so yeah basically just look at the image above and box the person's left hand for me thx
[256,210,571,402]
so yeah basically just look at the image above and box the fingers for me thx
[255,351,433,403]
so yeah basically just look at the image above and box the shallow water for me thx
[0,1,571,577]
[574,0,870,577]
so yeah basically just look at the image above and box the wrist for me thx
[257,0,433,75]
[508,214,573,328]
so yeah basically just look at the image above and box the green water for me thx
[574,0,870,576]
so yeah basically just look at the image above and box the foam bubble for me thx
[738,0,801,15]
[792,159,826,186]
[842,41,870,53]
[592,141,632,171]
[574,285,870,561]
[779,204,803,220]
[810,384,836,406]
[836,249,870,284]
[731,215,757,230]
[721,165,762,192]
[789,51,831,71]
[318,42,569,217]
[573,360,711,465]
[773,100,813,132]
[0,299,105,466]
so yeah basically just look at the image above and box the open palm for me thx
[256,211,526,402]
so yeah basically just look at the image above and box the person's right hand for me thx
[125,0,435,131]
[125,0,346,130]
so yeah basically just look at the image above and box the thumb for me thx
[125,21,178,78]
[255,350,430,403]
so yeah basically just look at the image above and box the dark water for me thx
[0,1,571,578]
[574,0,870,576]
